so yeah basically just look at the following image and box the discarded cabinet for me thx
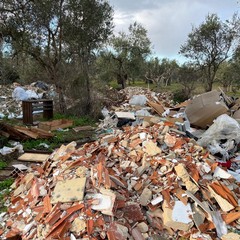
[22,99,53,125]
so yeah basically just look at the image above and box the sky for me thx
[108,0,239,63]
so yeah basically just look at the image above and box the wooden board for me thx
[39,119,73,131]
[18,153,50,163]
[0,123,29,140]
[73,126,96,132]
[147,100,165,116]
[14,126,39,139]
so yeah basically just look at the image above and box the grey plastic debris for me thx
[12,87,28,101]
[197,114,240,161]
[129,95,147,106]
[135,109,151,117]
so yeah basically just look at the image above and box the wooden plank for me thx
[0,123,29,140]
[39,119,73,131]
[73,126,96,132]
[0,129,10,138]
[147,100,165,116]
[18,153,50,163]
[14,126,39,139]
[30,127,54,138]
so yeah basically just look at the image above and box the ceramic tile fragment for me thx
[51,177,86,203]
[143,140,161,156]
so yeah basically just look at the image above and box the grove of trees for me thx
[1,1,240,116]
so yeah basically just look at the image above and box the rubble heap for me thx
[1,121,239,239]
[0,82,55,119]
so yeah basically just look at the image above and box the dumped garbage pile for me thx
[1,121,239,240]
[99,87,175,130]
[0,82,56,119]
[119,87,174,107]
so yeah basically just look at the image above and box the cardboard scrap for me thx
[185,90,229,128]
[221,232,240,240]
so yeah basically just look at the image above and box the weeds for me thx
[0,178,14,191]
[0,178,14,212]
[0,160,7,170]
[52,113,95,127]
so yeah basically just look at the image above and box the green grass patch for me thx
[22,127,95,151]
[0,178,14,212]
[0,160,7,170]
[50,113,96,127]
[22,113,96,152]
[0,178,14,191]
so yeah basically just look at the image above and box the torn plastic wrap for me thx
[197,114,240,161]
[129,95,147,106]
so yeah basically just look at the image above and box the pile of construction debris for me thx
[0,82,56,119]
[0,87,240,239]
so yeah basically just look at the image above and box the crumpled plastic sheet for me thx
[197,114,240,161]
[0,144,24,155]
[12,87,43,101]
[129,95,147,106]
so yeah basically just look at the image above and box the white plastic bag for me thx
[129,95,147,106]
[26,90,40,99]
[197,114,240,160]
[12,87,28,101]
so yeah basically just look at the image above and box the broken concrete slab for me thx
[90,188,116,216]
[115,111,136,120]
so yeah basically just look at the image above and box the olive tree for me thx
[180,14,239,91]
[0,0,113,113]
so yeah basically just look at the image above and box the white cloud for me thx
[109,0,239,61]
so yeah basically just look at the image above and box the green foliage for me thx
[0,0,114,113]
[172,89,189,103]
[0,179,13,213]
[0,160,7,170]
[180,13,240,91]
[0,58,20,84]
[0,178,14,191]
[177,64,201,99]
[52,114,95,127]
[97,22,151,88]
[0,136,8,148]
[145,57,179,89]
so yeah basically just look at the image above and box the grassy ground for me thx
[0,177,14,212]
[18,114,97,151]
